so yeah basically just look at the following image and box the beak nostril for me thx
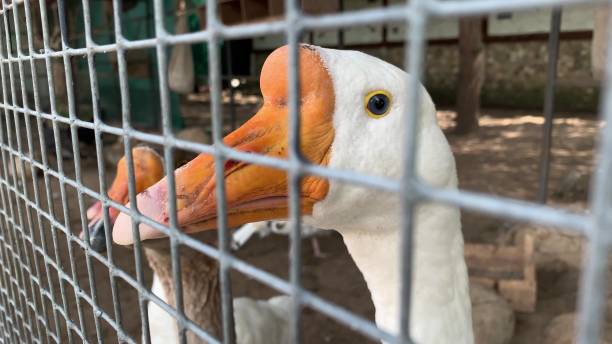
[224,159,240,172]
[88,219,107,253]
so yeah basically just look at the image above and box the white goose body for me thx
[148,272,290,344]
[149,274,179,344]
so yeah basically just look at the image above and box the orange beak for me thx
[113,45,335,245]
[83,146,164,250]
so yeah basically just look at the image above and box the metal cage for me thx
[0,0,609,343]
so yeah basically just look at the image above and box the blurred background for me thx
[1,0,608,343]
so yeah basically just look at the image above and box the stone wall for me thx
[425,39,599,112]
[254,38,600,112]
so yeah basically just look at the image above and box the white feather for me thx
[231,221,272,249]
[148,274,179,344]
[306,46,473,344]
[233,296,291,344]
[231,220,326,250]
[147,273,290,344]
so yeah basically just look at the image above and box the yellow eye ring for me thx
[364,90,392,119]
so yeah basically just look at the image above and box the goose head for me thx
[83,146,164,252]
[112,44,457,244]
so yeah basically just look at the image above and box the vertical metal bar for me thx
[0,276,7,343]
[575,4,612,342]
[55,0,90,339]
[0,116,31,344]
[0,175,24,341]
[110,0,151,342]
[7,0,55,341]
[0,232,21,344]
[0,3,40,342]
[0,244,16,343]
[0,221,11,343]
[537,8,562,204]
[4,8,47,343]
[34,0,80,340]
[151,1,188,343]
[73,0,105,340]
[399,0,428,342]
[284,0,303,343]
[21,0,64,340]
[338,0,344,49]
[224,42,237,131]
[0,6,41,343]
[207,0,237,342]
[0,223,15,343]
[86,0,127,339]
[0,88,25,344]
[0,197,38,344]
[0,118,29,344]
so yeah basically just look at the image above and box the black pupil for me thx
[368,94,389,116]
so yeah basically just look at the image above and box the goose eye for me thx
[365,90,392,118]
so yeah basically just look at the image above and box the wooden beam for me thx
[465,234,537,313]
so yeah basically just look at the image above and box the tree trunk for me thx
[592,5,611,81]
[455,17,485,135]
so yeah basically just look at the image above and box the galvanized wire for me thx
[0,0,607,343]
[575,2,612,342]
[537,8,562,204]
[206,0,237,342]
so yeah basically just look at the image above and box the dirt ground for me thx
[3,103,601,343]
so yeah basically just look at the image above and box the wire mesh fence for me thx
[0,0,608,343]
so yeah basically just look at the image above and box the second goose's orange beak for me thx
[113,45,335,245]
[83,146,164,251]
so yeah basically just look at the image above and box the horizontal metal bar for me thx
[219,146,402,193]
[299,5,408,30]
[417,183,590,233]
[0,0,600,64]
[0,0,603,61]
[426,0,606,17]
[0,101,403,192]
[0,119,587,240]
[0,111,592,243]
[0,5,413,64]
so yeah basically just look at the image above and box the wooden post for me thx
[465,233,537,313]
[455,17,485,135]
[592,6,611,81]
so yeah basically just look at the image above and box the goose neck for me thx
[339,204,473,343]
[145,245,223,343]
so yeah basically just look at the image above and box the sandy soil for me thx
[4,105,600,343]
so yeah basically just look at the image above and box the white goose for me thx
[112,44,473,344]
[84,146,291,344]
[231,220,329,257]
